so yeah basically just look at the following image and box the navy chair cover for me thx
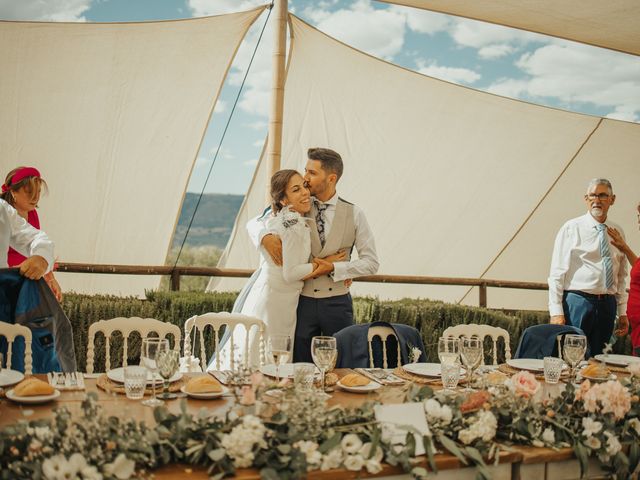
[514,324,591,360]
[333,321,426,369]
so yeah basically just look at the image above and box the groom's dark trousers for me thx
[293,293,353,362]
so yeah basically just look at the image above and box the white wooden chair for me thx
[442,323,511,365]
[183,312,266,371]
[86,317,181,374]
[367,325,401,368]
[0,323,33,375]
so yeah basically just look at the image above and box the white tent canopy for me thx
[212,15,640,310]
[382,0,640,56]
[0,7,264,295]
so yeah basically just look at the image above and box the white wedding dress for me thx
[218,207,313,369]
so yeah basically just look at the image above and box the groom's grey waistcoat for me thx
[301,198,355,299]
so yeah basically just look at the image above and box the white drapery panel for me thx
[380,0,640,56]
[0,7,265,295]
[212,15,640,310]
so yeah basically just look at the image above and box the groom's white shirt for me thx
[247,193,379,282]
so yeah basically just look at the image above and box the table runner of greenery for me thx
[2,366,639,480]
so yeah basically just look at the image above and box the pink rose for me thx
[511,370,540,397]
[240,385,256,405]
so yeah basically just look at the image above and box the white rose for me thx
[584,436,601,450]
[604,432,621,457]
[81,466,103,480]
[307,450,322,469]
[42,455,68,480]
[628,418,640,436]
[341,434,363,454]
[359,442,384,462]
[321,449,343,471]
[541,428,555,445]
[365,458,383,474]
[103,453,135,480]
[69,453,88,472]
[439,405,453,425]
[343,454,365,471]
[627,362,640,377]
[582,417,603,438]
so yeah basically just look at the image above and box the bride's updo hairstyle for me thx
[270,169,300,213]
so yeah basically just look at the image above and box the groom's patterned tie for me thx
[314,199,329,247]
[596,223,614,290]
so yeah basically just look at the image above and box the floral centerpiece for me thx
[1,364,639,480]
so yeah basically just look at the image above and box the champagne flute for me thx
[563,334,587,383]
[268,335,292,383]
[460,337,483,391]
[311,336,337,393]
[438,337,460,365]
[157,349,179,399]
[141,337,169,407]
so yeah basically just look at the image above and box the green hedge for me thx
[62,291,632,371]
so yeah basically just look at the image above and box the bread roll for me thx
[14,377,55,396]
[340,373,370,387]
[582,363,609,378]
[186,375,222,394]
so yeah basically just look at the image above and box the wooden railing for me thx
[56,262,549,307]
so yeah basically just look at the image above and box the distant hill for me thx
[172,192,244,248]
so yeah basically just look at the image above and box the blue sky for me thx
[2,0,639,196]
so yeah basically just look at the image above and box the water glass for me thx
[268,335,292,383]
[441,362,460,391]
[543,356,564,384]
[294,363,316,391]
[562,334,587,383]
[141,337,169,407]
[124,366,147,400]
[460,337,483,391]
[311,336,337,392]
[438,337,460,365]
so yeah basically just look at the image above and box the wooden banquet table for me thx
[0,370,607,480]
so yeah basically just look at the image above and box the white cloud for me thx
[416,60,480,85]
[187,0,265,16]
[245,120,268,130]
[214,100,226,114]
[390,6,450,35]
[487,43,640,121]
[0,0,91,21]
[253,139,265,147]
[478,44,515,59]
[243,158,258,167]
[307,0,406,60]
[450,17,544,49]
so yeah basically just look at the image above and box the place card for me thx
[374,402,430,455]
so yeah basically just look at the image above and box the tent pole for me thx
[266,0,287,202]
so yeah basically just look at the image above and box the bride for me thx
[214,169,344,369]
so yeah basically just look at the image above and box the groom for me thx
[249,148,379,362]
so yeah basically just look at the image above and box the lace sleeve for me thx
[273,208,313,283]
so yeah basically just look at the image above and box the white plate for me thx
[107,367,182,385]
[180,385,229,399]
[506,359,545,372]
[593,354,640,368]
[0,369,25,387]
[402,363,444,377]
[259,363,320,379]
[579,372,617,382]
[337,381,381,393]
[6,388,61,404]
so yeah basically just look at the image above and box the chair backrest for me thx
[86,317,181,374]
[0,323,33,375]
[442,323,511,365]
[183,312,266,371]
[367,325,401,369]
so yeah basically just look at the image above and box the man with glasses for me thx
[548,178,629,355]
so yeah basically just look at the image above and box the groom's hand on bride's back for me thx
[262,234,283,265]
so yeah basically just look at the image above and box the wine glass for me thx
[268,335,292,383]
[563,334,587,383]
[141,337,169,407]
[311,336,337,393]
[460,337,483,391]
[438,337,460,365]
[157,349,179,399]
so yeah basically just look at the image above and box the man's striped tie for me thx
[596,223,614,290]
